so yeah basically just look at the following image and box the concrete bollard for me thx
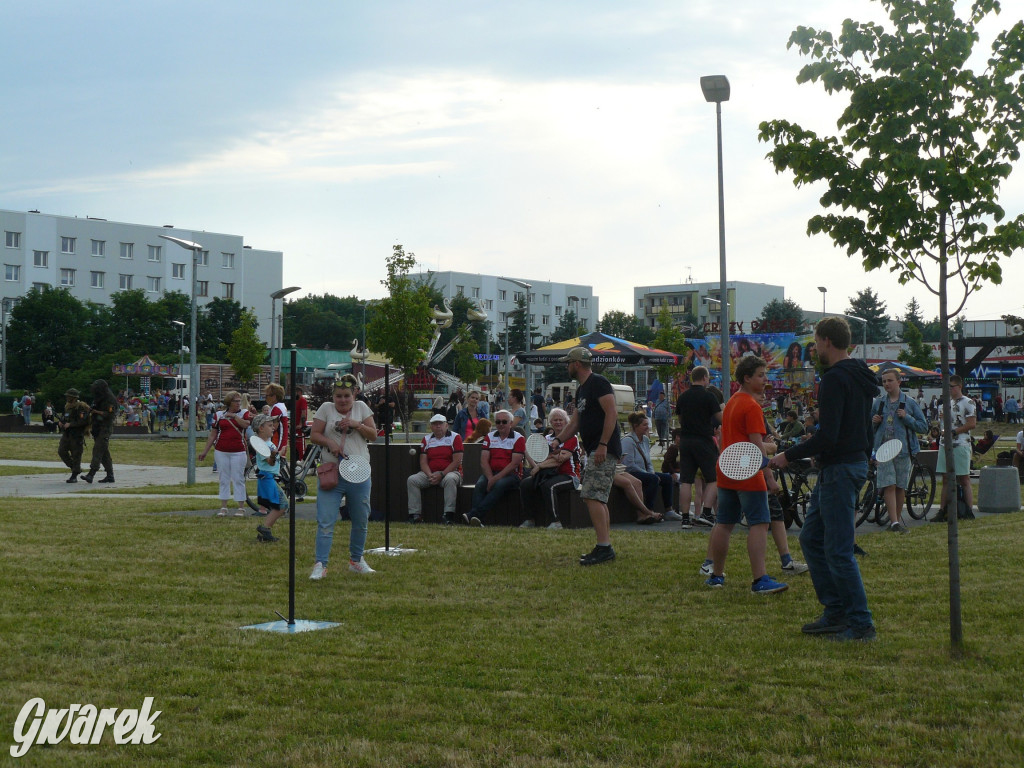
[976,466,1022,514]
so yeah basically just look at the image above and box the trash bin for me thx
[976,466,1022,515]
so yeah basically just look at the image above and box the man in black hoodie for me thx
[769,317,877,642]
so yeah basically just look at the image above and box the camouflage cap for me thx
[64,388,80,398]
[557,346,593,363]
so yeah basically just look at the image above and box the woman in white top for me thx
[309,375,377,579]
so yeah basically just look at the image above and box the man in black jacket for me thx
[769,317,878,642]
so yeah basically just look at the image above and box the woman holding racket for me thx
[308,375,378,580]
[705,356,788,594]
[519,408,581,529]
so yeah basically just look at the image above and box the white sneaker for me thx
[519,520,536,528]
[781,559,810,574]
[309,562,327,580]
[349,557,375,574]
[663,509,683,521]
[548,521,563,530]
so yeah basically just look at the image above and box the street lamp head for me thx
[158,234,203,252]
[817,286,827,294]
[171,320,185,328]
[702,296,721,306]
[700,75,731,103]
[271,286,302,300]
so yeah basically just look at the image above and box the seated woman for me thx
[613,470,663,524]
[973,429,997,455]
[927,425,941,450]
[465,417,492,443]
[621,412,679,520]
[519,408,580,529]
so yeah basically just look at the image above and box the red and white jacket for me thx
[420,431,464,473]
[482,430,526,476]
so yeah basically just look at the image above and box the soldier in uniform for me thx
[82,378,118,484]
[57,388,91,483]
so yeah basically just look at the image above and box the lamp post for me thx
[503,307,525,399]
[270,286,301,385]
[845,314,868,359]
[818,286,827,316]
[499,277,532,393]
[159,235,203,485]
[360,302,367,381]
[701,74,731,402]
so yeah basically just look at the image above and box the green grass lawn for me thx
[0,465,68,477]
[0,435,190,467]
[2,496,1022,767]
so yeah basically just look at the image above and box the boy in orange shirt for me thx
[705,356,788,594]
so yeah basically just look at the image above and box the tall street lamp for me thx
[818,286,827,316]
[270,286,301,385]
[160,234,203,485]
[499,277,532,393]
[701,74,731,401]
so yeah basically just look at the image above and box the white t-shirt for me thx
[313,399,375,463]
[1016,430,1023,451]
[938,396,975,448]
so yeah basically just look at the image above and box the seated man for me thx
[407,413,463,524]
[779,410,804,443]
[465,409,525,526]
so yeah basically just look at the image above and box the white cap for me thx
[429,414,448,424]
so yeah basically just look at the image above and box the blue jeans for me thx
[627,468,673,511]
[471,475,520,522]
[799,461,873,629]
[315,473,370,566]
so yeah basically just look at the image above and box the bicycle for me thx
[245,440,322,513]
[856,453,935,527]
[776,458,817,528]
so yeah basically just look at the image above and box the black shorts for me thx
[677,436,719,484]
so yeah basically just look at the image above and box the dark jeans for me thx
[471,474,520,522]
[520,472,575,526]
[654,418,669,445]
[799,461,873,629]
[627,467,673,511]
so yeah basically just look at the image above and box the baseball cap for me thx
[557,346,593,363]
[429,413,448,424]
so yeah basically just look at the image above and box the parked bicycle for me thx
[775,458,817,528]
[856,453,935,527]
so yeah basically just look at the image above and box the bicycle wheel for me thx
[244,462,260,513]
[774,469,795,529]
[906,463,935,520]
[793,467,818,528]
[856,477,877,527]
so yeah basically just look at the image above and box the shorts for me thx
[936,443,971,477]
[876,452,911,489]
[717,487,770,526]
[580,451,617,503]
[257,472,282,510]
[677,436,719,485]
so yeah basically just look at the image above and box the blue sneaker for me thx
[704,574,725,588]
[751,574,788,594]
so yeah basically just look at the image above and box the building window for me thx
[148,245,162,262]
[542,294,550,305]
[555,305,562,316]
[221,252,234,269]
[118,274,133,290]
[32,282,48,291]
[147,276,161,292]
[4,264,20,281]
[514,291,524,302]
[198,250,209,266]
[91,239,105,257]
[90,271,105,288]
[542,315,550,325]
[455,285,464,296]
[33,250,48,267]
[484,299,493,310]
[172,263,186,279]
[498,290,506,301]
[5,231,21,248]
[60,268,76,286]
[471,286,480,298]
[529,292,536,303]
[196,280,209,297]
[61,237,76,254]
[120,242,133,259]
[580,298,588,308]
[499,312,507,323]
[638,298,644,308]
[530,314,536,325]
[222,282,234,298]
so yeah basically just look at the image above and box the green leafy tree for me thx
[198,298,250,363]
[283,294,374,350]
[921,315,943,342]
[225,311,266,384]
[902,298,925,336]
[366,245,434,379]
[651,303,694,390]
[450,335,483,385]
[5,286,95,389]
[597,310,655,345]
[755,298,807,334]
[897,321,938,369]
[846,288,891,343]
[1003,313,1024,355]
[759,0,1024,655]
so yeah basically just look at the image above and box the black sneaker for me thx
[409,515,423,524]
[801,615,848,635]
[828,624,877,642]
[256,525,278,543]
[579,545,616,566]
[461,513,471,526]
[694,512,716,527]
[97,476,115,483]
[442,513,454,526]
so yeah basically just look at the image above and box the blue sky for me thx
[3,0,1023,327]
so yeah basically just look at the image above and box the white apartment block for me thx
[1,209,282,345]
[410,270,598,346]
[633,281,785,332]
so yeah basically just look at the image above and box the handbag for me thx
[316,461,339,490]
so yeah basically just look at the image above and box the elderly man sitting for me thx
[465,409,525,526]
[407,413,464,524]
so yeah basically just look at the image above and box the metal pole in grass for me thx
[366,363,416,556]
[238,348,340,634]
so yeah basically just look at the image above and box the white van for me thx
[546,382,636,414]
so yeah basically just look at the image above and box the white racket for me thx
[874,438,903,463]
[718,442,769,481]
[338,455,372,484]
[249,435,272,458]
[526,434,552,464]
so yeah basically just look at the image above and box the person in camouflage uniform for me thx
[82,378,117,484]
[58,388,91,483]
